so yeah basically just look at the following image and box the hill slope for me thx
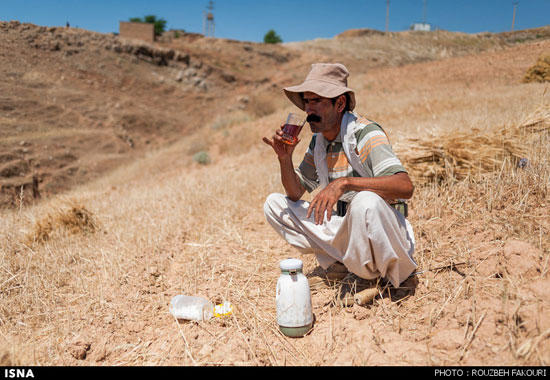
[2,22,548,209]
[0,23,549,366]
[0,21,299,208]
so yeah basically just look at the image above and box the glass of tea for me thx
[281,113,305,145]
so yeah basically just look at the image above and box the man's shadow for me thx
[308,265,419,307]
[375,274,419,304]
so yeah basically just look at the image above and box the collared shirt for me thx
[295,117,407,199]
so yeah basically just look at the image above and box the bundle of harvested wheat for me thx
[401,105,550,184]
[523,54,550,83]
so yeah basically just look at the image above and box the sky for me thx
[1,0,549,43]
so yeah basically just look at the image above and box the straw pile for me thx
[401,105,550,184]
[523,54,550,83]
[25,200,100,244]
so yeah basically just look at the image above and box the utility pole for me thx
[423,0,427,24]
[385,0,390,33]
[511,1,519,31]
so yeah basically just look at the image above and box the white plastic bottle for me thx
[169,295,214,321]
[276,258,313,337]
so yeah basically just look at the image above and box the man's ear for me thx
[337,94,346,113]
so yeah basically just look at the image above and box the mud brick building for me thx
[119,22,155,43]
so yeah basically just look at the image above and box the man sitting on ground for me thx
[262,63,417,290]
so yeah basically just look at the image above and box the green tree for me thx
[263,29,282,44]
[129,15,167,36]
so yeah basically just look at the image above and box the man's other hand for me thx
[307,178,346,225]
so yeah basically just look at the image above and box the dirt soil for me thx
[1,22,550,366]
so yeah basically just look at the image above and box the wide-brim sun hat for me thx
[284,63,356,111]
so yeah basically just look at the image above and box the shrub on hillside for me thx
[193,151,211,165]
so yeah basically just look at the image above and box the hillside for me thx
[0,21,300,208]
[0,22,549,366]
[2,22,549,209]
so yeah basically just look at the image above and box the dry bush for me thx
[25,200,99,245]
[523,54,550,83]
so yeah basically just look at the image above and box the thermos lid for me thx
[280,258,303,274]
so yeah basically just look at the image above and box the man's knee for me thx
[263,193,288,217]
[349,191,385,217]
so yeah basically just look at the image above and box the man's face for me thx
[303,92,341,134]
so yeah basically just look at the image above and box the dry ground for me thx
[1,23,549,366]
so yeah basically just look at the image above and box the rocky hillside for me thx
[0,21,298,208]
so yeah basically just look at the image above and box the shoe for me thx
[308,262,350,291]
[324,262,349,280]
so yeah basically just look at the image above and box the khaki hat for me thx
[284,63,356,111]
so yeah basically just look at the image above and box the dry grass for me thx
[0,37,549,366]
[286,28,549,74]
[524,54,550,83]
[401,104,550,183]
[405,126,550,364]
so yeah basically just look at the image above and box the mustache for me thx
[306,114,321,123]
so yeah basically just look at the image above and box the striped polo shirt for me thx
[295,116,407,201]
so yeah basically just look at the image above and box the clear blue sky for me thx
[2,0,549,43]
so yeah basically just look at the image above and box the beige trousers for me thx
[263,191,417,287]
